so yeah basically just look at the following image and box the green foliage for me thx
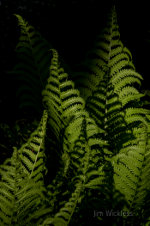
[0,111,49,225]
[1,5,150,226]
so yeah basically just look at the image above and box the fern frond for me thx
[112,123,150,214]
[42,49,86,140]
[2,5,149,226]
[12,14,51,113]
[43,117,109,225]
[51,182,83,226]
[0,149,46,225]
[19,110,48,182]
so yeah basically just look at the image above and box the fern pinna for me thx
[0,5,150,226]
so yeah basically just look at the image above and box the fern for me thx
[72,6,150,156]
[41,53,112,225]
[42,49,86,141]
[0,149,46,225]
[1,4,150,226]
[43,182,83,226]
[112,122,150,224]
[12,14,51,113]
[0,110,51,225]
[43,117,108,225]
[18,110,48,182]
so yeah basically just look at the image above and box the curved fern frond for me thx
[19,110,48,182]
[50,181,83,226]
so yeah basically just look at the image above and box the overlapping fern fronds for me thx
[72,6,150,155]
[67,6,150,225]
[1,4,150,226]
[41,51,119,225]
[112,122,150,224]
[42,117,111,225]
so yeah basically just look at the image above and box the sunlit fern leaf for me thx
[72,6,148,158]
[19,110,48,182]
[12,14,51,113]
[0,150,25,225]
[85,70,133,154]
[118,86,144,107]
[42,49,86,140]
[72,6,144,114]
[102,12,144,111]
[42,50,67,139]
[0,149,46,225]
[110,59,135,76]
[112,71,143,92]
[15,180,46,225]
[112,123,150,216]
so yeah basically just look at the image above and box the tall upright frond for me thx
[12,14,51,113]
[42,49,85,140]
